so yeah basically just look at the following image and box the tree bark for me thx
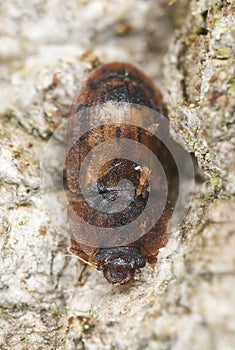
[0,1,234,349]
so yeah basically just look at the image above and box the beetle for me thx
[66,62,178,285]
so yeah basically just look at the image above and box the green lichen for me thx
[182,33,198,46]
[210,173,221,192]
[180,128,197,149]
[215,47,233,59]
[143,338,170,350]
[179,221,193,242]
[228,74,235,89]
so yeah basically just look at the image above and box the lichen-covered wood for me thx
[0,1,234,349]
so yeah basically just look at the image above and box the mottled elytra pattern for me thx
[72,62,164,113]
[66,62,177,285]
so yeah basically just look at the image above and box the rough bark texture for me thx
[0,1,234,350]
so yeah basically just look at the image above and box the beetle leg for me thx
[78,264,88,285]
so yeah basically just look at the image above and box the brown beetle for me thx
[66,62,178,285]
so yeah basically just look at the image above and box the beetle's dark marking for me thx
[96,83,151,106]
[137,127,142,143]
[84,64,158,109]
[115,126,121,138]
[88,80,98,91]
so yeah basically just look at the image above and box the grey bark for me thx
[0,1,234,349]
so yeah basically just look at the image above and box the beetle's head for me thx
[96,247,146,285]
